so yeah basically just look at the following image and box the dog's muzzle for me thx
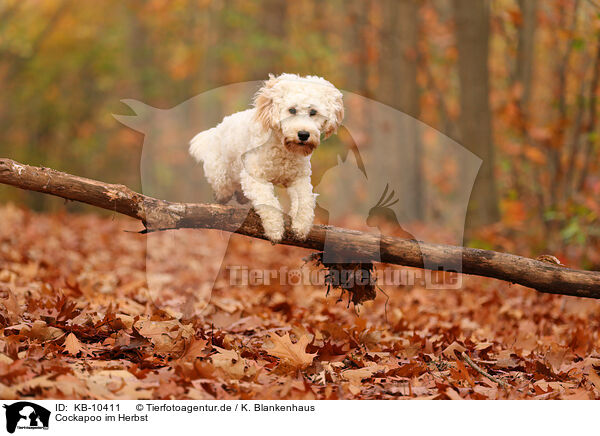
[284,135,319,156]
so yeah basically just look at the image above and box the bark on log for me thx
[1,158,599,298]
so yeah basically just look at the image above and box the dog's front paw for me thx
[291,220,312,241]
[263,223,284,244]
[257,208,284,244]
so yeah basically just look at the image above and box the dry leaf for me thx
[134,319,194,354]
[3,204,600,400]
[24,320,64,342]
[588,369,600,392]
[342,364,381,385]
[496,350,519,368]
[442,341,466,359]
[211,347,251,379]
[0,288,22,323]
[264,333,316,369]
[64,333,82,355]
[545,344,568,373]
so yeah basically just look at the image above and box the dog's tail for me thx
[189,128,214,163]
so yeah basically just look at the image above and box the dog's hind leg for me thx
[214,193,233,204]
[190,129,235,203]
[234,191,250,204]
[201,159,236,204]
[210,181,235,204]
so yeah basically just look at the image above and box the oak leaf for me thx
[25,320,64,342]
[342,363,383,395]
[264,333,316,369]
[342,363,382,385]
[210,347,258,380]
[134,318,194,355]
[545,344,568,373]
[442,341,466,359]
[588,369,600,392]
[0,288,21,323]
[64,333,82,355]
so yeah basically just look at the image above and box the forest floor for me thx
[0,204,599,399]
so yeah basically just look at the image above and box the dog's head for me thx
[253,73,344,156]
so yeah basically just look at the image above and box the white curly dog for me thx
[189,73,344,243]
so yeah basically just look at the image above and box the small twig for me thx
[461,351,508,389]
[376,284,389,323]
[473,358,498,365]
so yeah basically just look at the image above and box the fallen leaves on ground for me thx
[0,205,599,399]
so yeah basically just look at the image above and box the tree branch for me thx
[1,158,599,298]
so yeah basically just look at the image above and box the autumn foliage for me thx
[1,205,599,400]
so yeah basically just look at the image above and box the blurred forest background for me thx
[0,0,599,267]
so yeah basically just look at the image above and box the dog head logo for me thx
[3,402,50,433]
[114,80,480,314]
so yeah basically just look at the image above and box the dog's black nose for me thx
[298,131,310,141]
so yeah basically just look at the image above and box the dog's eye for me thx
[288,108,296,115]
[309,109,317,116]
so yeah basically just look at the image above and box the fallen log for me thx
[1,157,599,298]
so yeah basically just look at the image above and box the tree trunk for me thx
[344,1,370,95]
[516,0,537,111]
[254,0,287,79]
[378,0,424,221]
[453,0,500,229]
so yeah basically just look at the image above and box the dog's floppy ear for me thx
[253,74,280,131]
[323,90,344,140]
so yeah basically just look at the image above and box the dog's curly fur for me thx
[189,73,344,243]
